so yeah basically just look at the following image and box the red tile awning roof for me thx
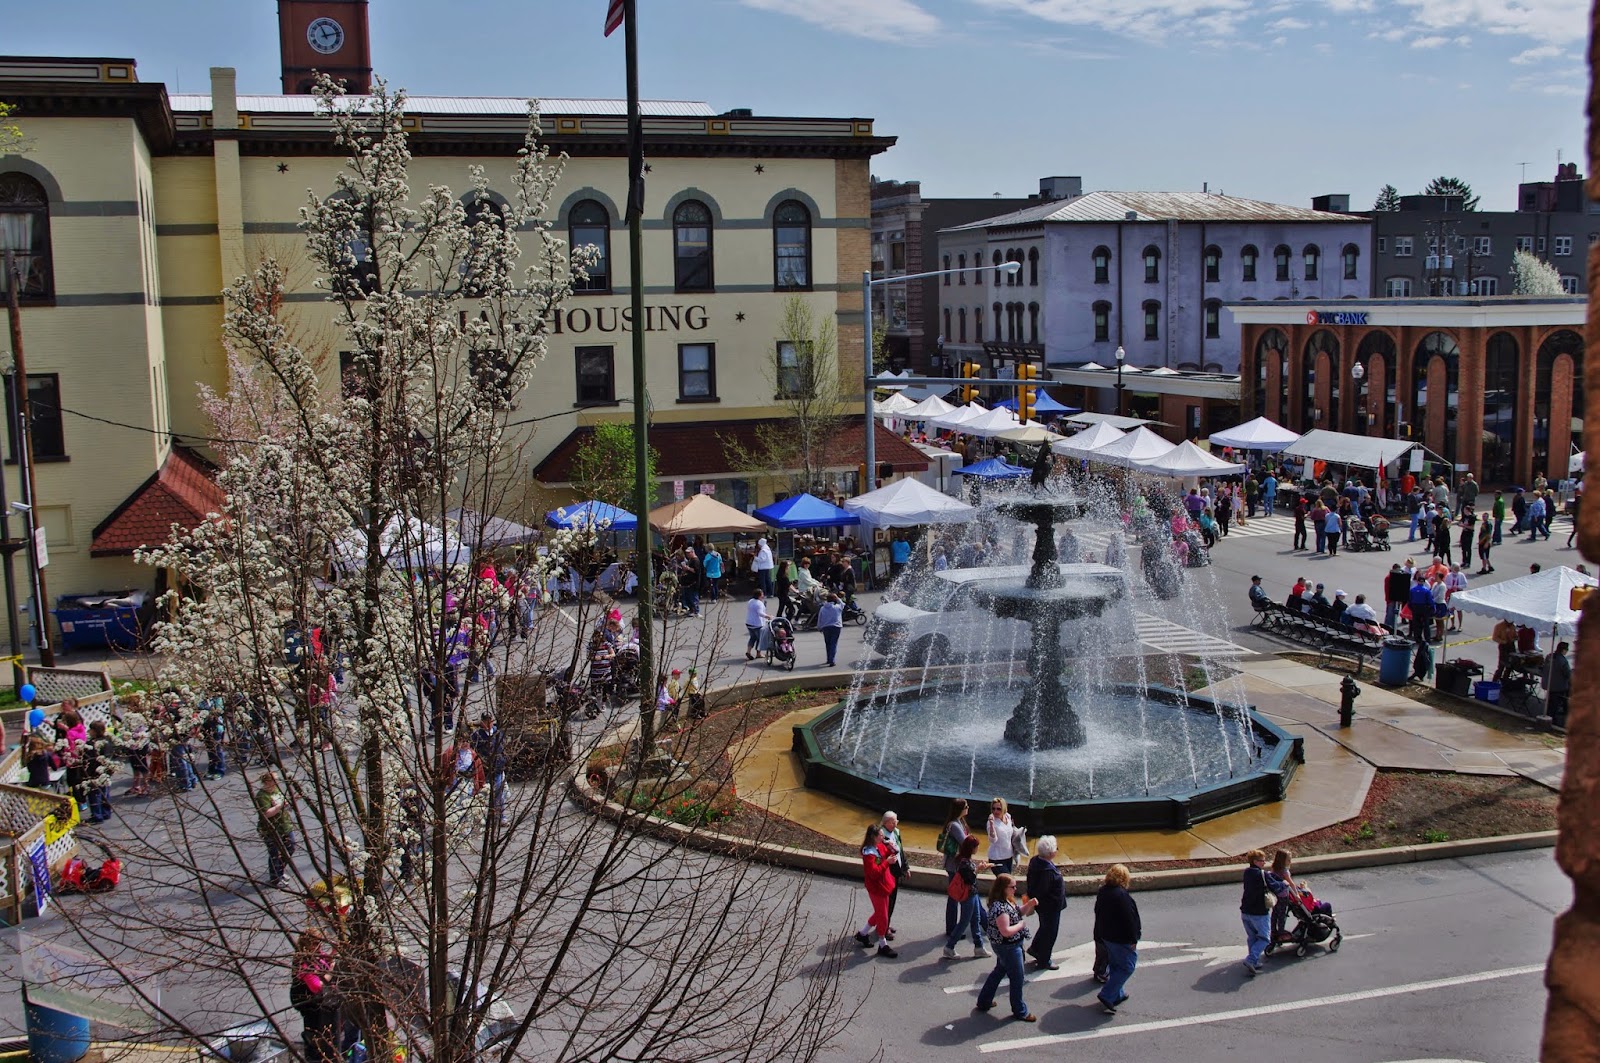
[533,417,929,485]
[91,446,226,557]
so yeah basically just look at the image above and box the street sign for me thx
[699,482,716,495]
[672,480,685,501]
[33,527,46,569]
[26,840,48,915]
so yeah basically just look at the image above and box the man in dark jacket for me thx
[1383,563,1410,630]
[1025,836,1068,971]
[470,712,508,826]
[1407,573,1435,644]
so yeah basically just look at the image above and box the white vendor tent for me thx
[332,515,468,572]
[1066,412,1161,431]
[875,392,918,415]
[1079,426,1176,469]
[1281,429,1420,470]
[903,394,956,419]
[995,424,1063,444]
[1449,566,1596,640]
[930,403,989,431]
[1052,421,1126,457]
[844,477,978,529]
[1209,416,1301,453]
[1129,440,1248,477]
[962,407,1026,438]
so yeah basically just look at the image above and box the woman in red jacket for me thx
[854,823,899,958]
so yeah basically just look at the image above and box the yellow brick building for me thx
[0,55,899,617]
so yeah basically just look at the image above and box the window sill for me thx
[677,396,720,404]
[5,455,69,465]
[774,286,813,294]
[573,400,620,409]
[674,287,714,296]
[571,287,614,296]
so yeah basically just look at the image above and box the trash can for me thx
[1474,680,1502,702]
[1435,662,1471,697]
[26,997,90,1063]
[52,590,148,651]
[1379,636,1413,686]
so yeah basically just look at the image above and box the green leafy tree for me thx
[569,420,661,510]
[1511,249,1566,295]
[1422,176,1480,211]
[0,102,25,154]
[1372,184,1401,212]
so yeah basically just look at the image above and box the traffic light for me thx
[960,361,983,404]
[1016,362,1039,423]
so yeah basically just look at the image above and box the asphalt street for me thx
[804,848,1563,1063]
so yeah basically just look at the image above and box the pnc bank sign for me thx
[1306,310,1370,326]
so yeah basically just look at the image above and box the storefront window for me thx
[1413,331,1460,464]
[1483,332,1519,484]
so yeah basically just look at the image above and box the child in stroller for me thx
[1265,849,1342,957]
[766,616,797,671]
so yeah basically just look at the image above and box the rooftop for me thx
[942,190,1361,233]
[166,94,717,117]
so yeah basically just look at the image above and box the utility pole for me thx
[0,262,23,687]
[4,251,53,667]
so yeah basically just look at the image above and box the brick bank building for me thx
[1231,298,1586,486]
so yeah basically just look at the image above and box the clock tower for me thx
[278,0,372,94]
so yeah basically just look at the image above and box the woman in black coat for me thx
[1094,864,1141,1016]
[1024,835,1068,971]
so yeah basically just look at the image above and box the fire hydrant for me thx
[1339,675,1360,727]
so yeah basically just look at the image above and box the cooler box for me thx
[1435,662,1472,697]
[1474,680,1502,703]
[53,590,148,651]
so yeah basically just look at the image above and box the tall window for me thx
[1241,245,1258,282]
[1342,243,1359,281]
[1028,302,1039,343]
[1483,332,1519,483]
[1394,236,1414,257]
[772,199,811,290]
[974,306,984,343]
[1203,245,1220,283]
[958,252,967,285]
[1092,246,1111,284]
[993,302,1002,340]
[1092,301,1111,342]
[943,254,952,285]
[0,174,53,300]
[972,251,982,286]
[993,250,1003,286]
[1515,235,1534,253]
[1472,236,1492,256]
[1254,329,1288,424]
[460,194,508,297]
[3,373,65,459]
[1302,244,1320,282]
[1143,245,1161,283]
[957,308,966,343]
[567,198,610,293]
[575,346,616,405]
[673,199,714,292]
[1204,300,1221,339]
[678,343,716,400]
[1028,247,1039,286]
[776,341,807,397]
[1143,300,1160,340]
[1274,245,1291,282]
[943,307,951,339]
[328,192,379,297]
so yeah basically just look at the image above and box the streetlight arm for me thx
[869,260,1020,288]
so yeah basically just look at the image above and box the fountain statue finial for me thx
[1030,441,1052,490]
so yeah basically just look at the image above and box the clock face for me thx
[307,17,345,54]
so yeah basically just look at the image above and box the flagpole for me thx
[622,0,656,758]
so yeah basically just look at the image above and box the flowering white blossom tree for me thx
[48,79,851,1062]
[1512,249,1566,295]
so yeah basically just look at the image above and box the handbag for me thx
[947,872,970,903]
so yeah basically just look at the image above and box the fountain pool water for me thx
[791,467,1303,834]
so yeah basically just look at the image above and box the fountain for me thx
[791,447,1303,833]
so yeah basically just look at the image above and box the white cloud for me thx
[738,0,940,41]
[1323,0,1376,10]
[972,0,1254,42]
[1512,68,1585,96]
[1368,26,1408,40]
[1394,0,1587,46]
[1511,44,1565,64]
[1409,34,1450,48]
[1314,40,1334,52]
[1268,16,1311,29]
[1271,34,1289,45]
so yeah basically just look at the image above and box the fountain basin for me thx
[792,682,1303,834]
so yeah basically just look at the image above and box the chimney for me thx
[1039,176,1082,201]
[1312,194,1350,213]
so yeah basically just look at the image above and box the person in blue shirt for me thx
[1262,473,1278,515]
[890,536,912,578]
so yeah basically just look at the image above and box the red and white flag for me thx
[604,0,626,36]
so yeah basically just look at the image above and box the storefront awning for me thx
[1281,429,1420,470]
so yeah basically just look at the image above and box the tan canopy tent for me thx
[648,493,767,537]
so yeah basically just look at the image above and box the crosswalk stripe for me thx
[1134,613,1248,658]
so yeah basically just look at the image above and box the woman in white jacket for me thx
[987,797,1016,874]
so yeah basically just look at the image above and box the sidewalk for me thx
[731,653,1565,865]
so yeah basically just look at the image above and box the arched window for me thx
[943,307,952,341]
[1028,247,1039,286]
[1412,331,1461,462]
[1304,330,1338,428]
[1093,300,1112,343]
[1241,244,1258,282]
[1092,245,1111,284]
[1143,300,1160,340]
[327,191,379,298]
[461,193,509,297]
[993,250,1003,286]
[993,302,1002,340]
[1204,245,1221,283]
[1254,329,1287,421]
[972,251,982,287]
[943,254,952,285]
[673,199,714,292]
[1534,329,1585,478]
[1143,245,1161,283]
[1028,302,1040,343]
[1006,250,1018,287]
[772,199,811,290]
[1203,299,1221,339]
[1483,332,1519,483]
[1303,244,1321,282]
[0,173,53,300]
[1342,243,1360,281]
[975,305,984,343]
[1274,244,1292,282]
[567,198,610,293]
[1353,331,1396,436]
[957,307,967,344]
[958,252,967,285]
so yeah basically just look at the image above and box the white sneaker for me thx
[974,945,990,958]
[942,946,957,959]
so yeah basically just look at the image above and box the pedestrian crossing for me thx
[1215,513,1295,539]
[1134,613,1248,658]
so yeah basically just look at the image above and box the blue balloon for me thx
[26,709,44,730]
[18,683,36,704]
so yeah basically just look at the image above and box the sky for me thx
[7,0,1588,211]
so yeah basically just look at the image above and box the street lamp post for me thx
[1351,359,1366,430]
[864,259,1019,482]
[1113,345,1127,418]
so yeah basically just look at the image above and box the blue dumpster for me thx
[1379,636,1412,687]
[26,998,90,1063]
[53,590,148,651]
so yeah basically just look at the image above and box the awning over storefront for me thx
[1281,430,1420,470]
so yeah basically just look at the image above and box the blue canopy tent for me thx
[951,457,1030,480]
[544,500,638,531]
[992,393,1079,415]
[752,492,860,529]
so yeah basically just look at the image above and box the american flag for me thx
[604,0,626,36]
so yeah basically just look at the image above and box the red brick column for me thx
[1313,351,1332,429]
[1457,329,1487,480]
[1286,327,1306,432]
[1367,353,1387,437]
[1425,358,1447,457]
[1550,353,1576,482]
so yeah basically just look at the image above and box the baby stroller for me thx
[1368,516,1392,550]
[766,616,797,671]
[1266,889,1342,958]
[1346,518,1374,552]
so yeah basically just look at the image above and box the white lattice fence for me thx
[22,666,113,707]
